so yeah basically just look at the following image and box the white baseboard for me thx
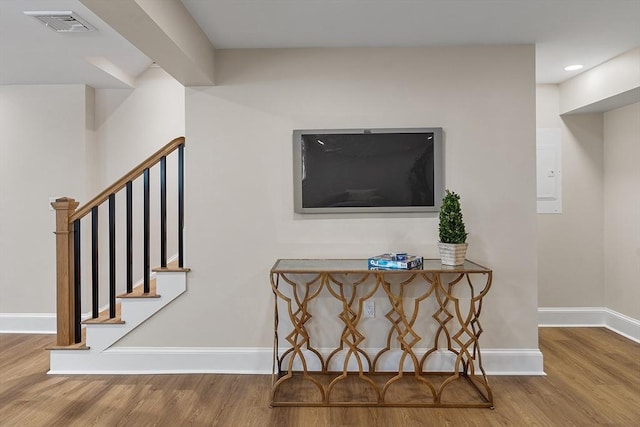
[49,346,544,375]
[0,310,107,335]
[539,307,640,343]
[480,349,545,375]
[10,306,636,375]
[0,313,56,334]
[49,347,273,375]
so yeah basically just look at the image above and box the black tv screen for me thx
[293,128,444,213]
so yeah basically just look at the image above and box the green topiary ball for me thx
[439,190,468,244]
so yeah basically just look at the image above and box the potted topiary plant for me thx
[438,190,468,266]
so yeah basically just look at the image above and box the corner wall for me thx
[94,67,185,185]
[604,102,640,320]
[536,84,604,308]
[537,49,640,340]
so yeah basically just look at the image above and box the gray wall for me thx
[118,46,540,350]
[0,85,92,313]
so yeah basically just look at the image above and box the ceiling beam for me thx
[559,46,640,114]
[84,56,136,88]
[80,0,215,86]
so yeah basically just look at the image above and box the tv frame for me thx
[293,127,444,214]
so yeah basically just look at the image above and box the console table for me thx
[269,259,493,408]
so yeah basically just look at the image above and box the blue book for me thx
[367,254,423,270]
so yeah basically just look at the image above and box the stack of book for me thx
[367,253,423,270]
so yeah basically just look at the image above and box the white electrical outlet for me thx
[364,301,375,318]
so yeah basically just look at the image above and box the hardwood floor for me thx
[1,328,638,426]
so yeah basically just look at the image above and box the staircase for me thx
[48,137,188,373]
[49,267,188,373]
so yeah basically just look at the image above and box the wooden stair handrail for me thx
[69,136,185,223]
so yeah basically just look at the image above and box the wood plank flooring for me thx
[1,328,638,426]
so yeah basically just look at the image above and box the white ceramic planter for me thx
[438,242,468,266]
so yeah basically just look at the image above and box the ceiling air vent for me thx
[24,11,96,33]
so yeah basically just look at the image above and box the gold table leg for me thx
[421,271,494,408]
[324,273,380,404]
[373,274,437,403]
[270,268,494,408]
[270,272,325,404]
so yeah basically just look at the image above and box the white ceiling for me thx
[0,0,151,89]
[1,0,639,88]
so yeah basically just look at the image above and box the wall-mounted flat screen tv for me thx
[293,128,444,214]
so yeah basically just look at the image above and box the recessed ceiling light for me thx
[564,64,583,71]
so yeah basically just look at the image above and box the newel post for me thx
[52,197,79,346]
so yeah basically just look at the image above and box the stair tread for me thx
[152,259,190,272]
[83,317,125,324]
[47,329,89,350]
[82,303,125,324]
[47,342,89,350]
[117,278,160,298]
[152,266,191,272]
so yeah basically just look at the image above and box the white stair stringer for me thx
[48,270,187,374]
